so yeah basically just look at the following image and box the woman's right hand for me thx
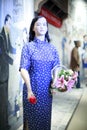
[27,90,37,104]
[27,90,34,99]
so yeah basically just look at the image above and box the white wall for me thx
[48,24,63,63]
[24,0,34,30]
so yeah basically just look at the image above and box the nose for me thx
[40,24,44,28]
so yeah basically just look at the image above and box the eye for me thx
[43,22,47,26]
[36,22,47,27]
[36,22,41,26]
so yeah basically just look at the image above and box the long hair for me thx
[29,16,50,42]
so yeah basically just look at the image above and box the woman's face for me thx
[33,17,47,37]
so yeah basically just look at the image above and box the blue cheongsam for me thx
[19,38,60,130]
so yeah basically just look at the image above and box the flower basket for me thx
[51,65,78,93]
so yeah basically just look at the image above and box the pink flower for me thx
[67,79,75,91]
[72,72,78,81]
[55,75,65,89]
[51,66,78,93]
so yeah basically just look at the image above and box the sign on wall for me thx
[39,7,62,28]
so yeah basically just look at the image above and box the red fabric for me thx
[29,96,37,104]
[39,7,62,28]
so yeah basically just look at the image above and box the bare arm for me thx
[20,68,34,99]
[51,68,59,87]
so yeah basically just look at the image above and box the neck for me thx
[35,36,45,41]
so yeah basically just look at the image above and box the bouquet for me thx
[51,65,78,93]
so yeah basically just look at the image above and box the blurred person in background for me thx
[70,40,81,88]
[82,34,87,85]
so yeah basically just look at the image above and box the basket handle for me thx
[51,64,67,77]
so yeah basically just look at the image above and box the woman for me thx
[19,16,60,130]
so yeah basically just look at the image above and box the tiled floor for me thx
[51,88,83,130]
[66,87,87,130]
[9,84,84,130]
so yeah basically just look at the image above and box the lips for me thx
[28,96,37,104]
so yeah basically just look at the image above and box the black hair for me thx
[29,16,50,42]
[4,14,11,24]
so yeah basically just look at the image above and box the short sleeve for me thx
[19,44,31,71]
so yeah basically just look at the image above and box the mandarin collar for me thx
[34,38,46,44]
